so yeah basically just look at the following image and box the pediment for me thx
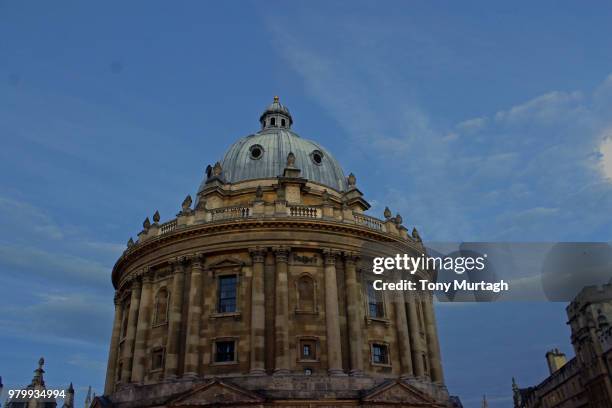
[362,380,441,406]
[207,258,245,270]
[169,380,264,407]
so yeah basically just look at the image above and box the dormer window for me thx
[281,118,286,127]
[270,117,276,127]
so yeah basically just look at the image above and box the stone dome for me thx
[200,97,349,192]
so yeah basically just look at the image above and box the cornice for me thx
[112,218,423,288]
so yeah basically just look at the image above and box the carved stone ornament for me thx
[213,161,222,176]
[384,206,392,219]
[182,195,193,213]
[286,151,296,168]
[347,172,357,187]
[153,210,160,223]
[127,237,134,248]
[395,213,403,225]
[412,227,421,241]
[143,217,151,230]
[255,185,263,200]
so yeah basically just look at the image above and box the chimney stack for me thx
[545,348,567,374]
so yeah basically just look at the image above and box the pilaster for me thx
[249,247,267,375]
[121,278,142,383]
[323,249,345,376]
[131,271,153,383]
[344,253,364,376]
[184,254,204,378]
[273,246,291,375]
[104,294,124,394]
[164,257,186,380]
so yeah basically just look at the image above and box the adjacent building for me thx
[4,358,74,408]
[513,281,612,408]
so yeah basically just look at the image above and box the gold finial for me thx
[273,95,279,102]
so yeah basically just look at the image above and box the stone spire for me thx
[30,357,45,387]
[84,386,92,408]
[62,383,74,408]
[512,377,522,407]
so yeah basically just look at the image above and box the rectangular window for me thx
[367,283,384,318]
[218,275,237,313]
[215,340,235,362]
[151,348,164,370]
[372,344,389,365]
[299,339,317,361]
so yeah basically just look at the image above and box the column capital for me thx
[323,249,340,265]
[142,273,154,284]
[113,293,122,306]
[131,277,142,289]
[249,247,267,263]
[169,256,188,273]
[343,252,360,265]
[273,246,290,262]
[189,253,205,269]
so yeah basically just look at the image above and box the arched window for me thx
[270,117,276,126]
[297,274,315,312]
[154,288,169,325]
[281,118,286,127]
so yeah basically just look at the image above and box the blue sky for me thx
[1,1,612,407]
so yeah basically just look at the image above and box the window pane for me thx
[373,344,388,364]
[367,283,384,317]
[218,275,237,312]
[215,341,235,362]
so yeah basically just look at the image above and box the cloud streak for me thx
[270,20,612,242]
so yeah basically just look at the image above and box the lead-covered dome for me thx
[201,97,348,192]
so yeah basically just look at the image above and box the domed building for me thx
[101,98,449,407]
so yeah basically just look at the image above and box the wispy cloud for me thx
[270,18,612,242]
[0,293,112,346]
[0,196,64,240]
[0,245,111,286]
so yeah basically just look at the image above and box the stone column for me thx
[249,247,267,375]
[324,249,345,376]
[393,272,413,378]
[273,246,290,375]
[121,278,142,383]
[104,294,124,394]
[131,271,153,383]
[407,291,425,377]
[164,258,186,379]
[423,294,444,383]
[184,254,204,378]
[344,253,363,376]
